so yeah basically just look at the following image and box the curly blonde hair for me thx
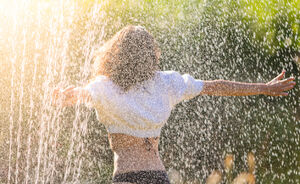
[93,25,161,91]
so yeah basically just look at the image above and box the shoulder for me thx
[157,70,184,83]
[158,70,181,76]
[156,70,188,95]
[86,75,112,89]
[158,71,187,89]
[84,75,114,100]
[90,75,109,83]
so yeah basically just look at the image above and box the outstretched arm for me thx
[199,70,296,96]
[52,86,91,106]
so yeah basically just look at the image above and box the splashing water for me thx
[0,0,299,183]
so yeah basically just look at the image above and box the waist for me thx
[106,124,162,137]
[108,133,160,150]
[108,133,165,175]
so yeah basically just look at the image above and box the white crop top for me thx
[85,70,204,138]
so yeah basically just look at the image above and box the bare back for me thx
[108,133,166,176]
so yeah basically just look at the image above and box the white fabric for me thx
[85,70,204,138]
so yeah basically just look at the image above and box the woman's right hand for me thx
[52,86,91,107]
[52,86,77,106]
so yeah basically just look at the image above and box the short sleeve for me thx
[84,77,104,106]
[163,71,204,106]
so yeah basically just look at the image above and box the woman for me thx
[53,25,296,184]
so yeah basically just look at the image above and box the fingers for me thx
[278,92,289,96]
[269,91,289,96]
[51,88,61,106]
[275,70,285,81]
[279,77,295,84]
[280,79,296,88]
[275,81,296,92]
[266,77,296,96]
[62,86,76,93]
[265,70,296,97]
[267,70,286,84]
[281,84,296,91]
[53,86,76,97]
[51,85,77,107]
[52,87,61,99]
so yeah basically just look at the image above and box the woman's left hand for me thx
[264,70,296,96]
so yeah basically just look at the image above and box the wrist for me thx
[259,83,269,95]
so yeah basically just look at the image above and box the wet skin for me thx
[108,133,165,177]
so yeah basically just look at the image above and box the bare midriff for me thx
[108,133,166,176]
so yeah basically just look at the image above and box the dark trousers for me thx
[112,170,171,184]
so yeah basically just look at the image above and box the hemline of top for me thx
[107,125,161,138]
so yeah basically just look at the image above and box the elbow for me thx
[201,80,226,96]
[213,80,230,96]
